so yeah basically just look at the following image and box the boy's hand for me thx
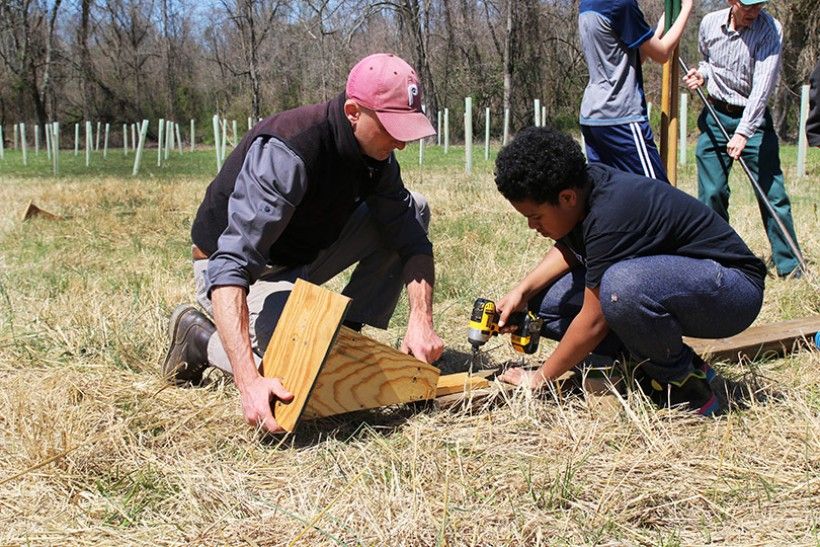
[499,367,548,390]
[497,289,527,330]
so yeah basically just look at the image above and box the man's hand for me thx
[401,319,444,364]
[726,134,748,159]
[683,68,704,91]
[499,367,548,390]
[238,375,294,433]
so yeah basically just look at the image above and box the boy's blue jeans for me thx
[529,255,763,382]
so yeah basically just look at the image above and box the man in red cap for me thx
[162,53,444,433]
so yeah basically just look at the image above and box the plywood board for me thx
[686,316,820,363]
[301,326,440,419]
[261,279,351,432]
[435,372,490,397]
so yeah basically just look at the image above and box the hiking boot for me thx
[161,304,215,386]
[646,357,728,417]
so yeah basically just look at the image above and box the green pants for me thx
[696,107,801,276]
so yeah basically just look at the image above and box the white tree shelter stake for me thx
[51,122,60,175]
[534,99,541,127]
[95,121,101,150]
[103,123,110,159]
[123,124,128,155]
[85,121,92,167]
[484,107,490,161]
[444,108,449,154]
[175,123,182,154]
[503,108,510,145]
[131,124,137,153]
[679,93,688,166]
[45,123,52,161]
[436,111,441,146]
[190,119,195,152]
[212,115,222,173]
[34,125,39,155]
[21,123,28,166]
[797,84,809,178]
[74,123,79,156]
[0,125,4,159]
[464,97,473,174]
[157,118,165,167]
[132,119,149,176]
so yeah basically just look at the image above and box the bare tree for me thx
[0,0,63,127]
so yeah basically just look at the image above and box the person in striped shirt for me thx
[684,0,803,278]
[578,0,694,183]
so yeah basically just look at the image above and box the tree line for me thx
[1,0,817,144]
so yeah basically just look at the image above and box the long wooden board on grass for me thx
[686,316,820,363]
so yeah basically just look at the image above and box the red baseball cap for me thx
[346,53,436,142]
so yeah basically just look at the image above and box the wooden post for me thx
[436,110,441,145]
[103,123,110,159]
[95,121,101,151]
[503,108,510,145]
[132,119,149,176]
[157,118,165,167]
[484,107,490,161]
[51,122,60,175]
[465,97,473,174]
[444,108,450,154]
[660,0,681,185]
[797,84,809,178]
[679,92,688,166]
[190,119,195,152]
[212,115,222,172]
[21,123,28,166]
[85,121,92,167]
[534,99,540,127]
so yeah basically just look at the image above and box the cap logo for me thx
[407,83,419,108]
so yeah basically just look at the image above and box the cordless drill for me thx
[467,298,543,356]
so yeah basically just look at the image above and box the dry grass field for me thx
[0,141,818,545]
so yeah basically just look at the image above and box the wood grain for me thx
[261,279,351,432]
[435,372,490,397]
[302,327,440,420]
[686,316,820,363]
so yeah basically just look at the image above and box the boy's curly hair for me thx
[494,126,587,204]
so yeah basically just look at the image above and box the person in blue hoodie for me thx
[578,0,693,182]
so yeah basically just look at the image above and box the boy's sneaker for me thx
[161,305,215,386]
[646,357,729,417]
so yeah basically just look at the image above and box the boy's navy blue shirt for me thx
[558,164,767,289]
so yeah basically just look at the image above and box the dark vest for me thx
[191,93,385,267]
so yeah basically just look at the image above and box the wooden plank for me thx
[686,316,820,363]
[302,327,440,420]
[435,372,490,397]
[261,279,351,432]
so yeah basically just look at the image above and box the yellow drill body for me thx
[467,298,543,354]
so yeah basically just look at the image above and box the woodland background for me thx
[2,0,819,145]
